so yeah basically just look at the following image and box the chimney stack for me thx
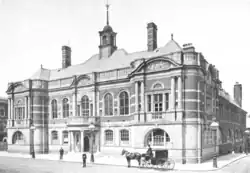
[183,43,195,52]
[62,45,71,68]
[147,22,157,51]
[234,82,242,107]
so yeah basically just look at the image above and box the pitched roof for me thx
[30,39,183,81]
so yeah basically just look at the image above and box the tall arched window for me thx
[51,99,57,119]
[105,130,113,144]
[12,131,24,144]
[103,35,107,45]
[120,129,129,144]
[81,96,89,116]
[119,91,129,115]
[63,98,69,118]
[104,93,113,116]
[15,100,25,120]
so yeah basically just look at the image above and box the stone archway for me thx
[12,131,24,144]
[144,128,170,147]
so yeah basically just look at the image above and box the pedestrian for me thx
[31,150,35,159]
[59,147,64,160]
[82,153,87,167]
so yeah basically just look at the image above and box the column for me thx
[80,131,84,152]
[27,97,30,119]
[163,93,166,111]
[11,98,14,120]
[141,81,144,112]
[24,97,27,119]
[178,76,182,109]
[97,91,99,116]
[93,91,96,116]
[59,131,63,145]
[8,99,11,126]
[135,82,138,112]
[72,94,75,116]
[170,77,175,109]
[68,131,72,152]
[71,132,75,152]
[151,94,153,112]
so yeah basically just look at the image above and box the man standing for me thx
[59,147,64,160]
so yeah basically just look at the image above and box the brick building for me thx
[0,97,8,142]
[6,5,247,163]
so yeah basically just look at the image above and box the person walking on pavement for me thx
[59,147,64,160]
[82,153,87,167]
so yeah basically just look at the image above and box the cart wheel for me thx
[167,159,175,170]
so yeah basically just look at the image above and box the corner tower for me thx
[99,3,117,58]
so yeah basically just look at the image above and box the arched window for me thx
[104,93,113,116]
[153,83,163,89]
[51,131,59,145]
[119,91,129,115]
[103,35,108,45]
[105,130,113,144]
[62,131,68,144]
[12,131,24,144]
[145,128,170,147]
[15,100,25,120]
[51,99,57,119]
[81,96,89,116]
[120,129,129,144]
[62,98,69,118]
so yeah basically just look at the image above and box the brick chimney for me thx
[147,22,157,51]
[183,43,195,52]
[234,82,242,107]
[62,45,71,68]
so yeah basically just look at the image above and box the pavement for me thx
[0,151,248,171]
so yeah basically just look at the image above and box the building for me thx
[0,97,8,142]
[6,5,247,163]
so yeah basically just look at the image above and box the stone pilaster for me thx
[135,82,138,112]
[141,81,144,112]
[178,76,182,109]
[170,77,175,109]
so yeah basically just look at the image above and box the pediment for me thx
[129,57,180,76]
[77,75,91,86]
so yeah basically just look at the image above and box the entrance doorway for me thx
[84,136,90,152]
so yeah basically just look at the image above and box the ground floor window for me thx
[120,129,129,145]
[63,131,68,144]
[105,130,113,145]
[145,128,170,147]
[51,131,59,145]
[12,131,24,144]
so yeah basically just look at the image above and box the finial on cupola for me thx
[171,33,173,40]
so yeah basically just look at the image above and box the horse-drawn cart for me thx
[141,149,175,170]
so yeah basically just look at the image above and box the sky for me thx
[0,0,250,112]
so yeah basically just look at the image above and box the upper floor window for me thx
[0,109,5,117]
[104,93,113,116]
[154,94,163,112]
[15,100,24,120]
[51,99,57,119]
[62,98,69,118]
[119,91,129,115]
[81,95,89,116]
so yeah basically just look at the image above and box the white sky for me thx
[0,0,250,112]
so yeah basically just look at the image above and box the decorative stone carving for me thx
[78,78,91,86]
[146,60,171,72]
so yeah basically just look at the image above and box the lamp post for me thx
[88,122,95,163]
[210,119,219,168]
[30,124,36,158]
[244,129,250,155]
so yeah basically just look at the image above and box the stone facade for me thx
[0,97,8,142]
[5,7,247,163]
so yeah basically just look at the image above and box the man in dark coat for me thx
[59,147,64,160]
[82,153,87,167]
[146,144,153,159]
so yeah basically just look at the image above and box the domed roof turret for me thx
[103,25,113,32]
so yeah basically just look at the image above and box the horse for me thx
[121,149,142,168]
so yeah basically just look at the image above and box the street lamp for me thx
[244,129,250,155]
[210,119,219,168]
[30,124,36,158]
[88,122,95,162]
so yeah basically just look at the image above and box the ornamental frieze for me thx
[146,60,171,72]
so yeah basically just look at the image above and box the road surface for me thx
[0,156,250,173]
